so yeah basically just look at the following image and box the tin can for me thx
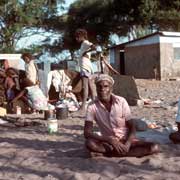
[56,105,68,120]
[44,110,54,120]
[47,119,58,134]
[16,106,21,115]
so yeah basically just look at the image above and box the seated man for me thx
[84,74,159,157]
[169,99,180,143]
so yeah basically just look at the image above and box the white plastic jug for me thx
[47,119,58,133]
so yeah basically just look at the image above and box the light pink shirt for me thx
[86,94,131,140]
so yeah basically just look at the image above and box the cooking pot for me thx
[56,105,68,120]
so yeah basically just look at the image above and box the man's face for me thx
[96,80,112,102]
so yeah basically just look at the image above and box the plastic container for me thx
[56,105,68,120]
[16,106,21,115]
[47,118,58,134]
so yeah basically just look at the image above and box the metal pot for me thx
[44,110,55,120]
[56,106,68,120]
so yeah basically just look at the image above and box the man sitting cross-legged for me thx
[84,74,159,157]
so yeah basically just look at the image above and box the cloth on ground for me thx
[47,70,71,94]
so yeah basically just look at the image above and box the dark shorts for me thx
[80,70,92,78]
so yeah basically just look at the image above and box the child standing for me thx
[75,28,96,112]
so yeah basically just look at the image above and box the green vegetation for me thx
[0,0,179,56]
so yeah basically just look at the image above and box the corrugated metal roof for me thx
[109,31,180,49]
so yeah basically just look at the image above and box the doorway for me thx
[120,50,125,75]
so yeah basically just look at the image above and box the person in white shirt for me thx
[75,28,96,112]
[21,53,38,85]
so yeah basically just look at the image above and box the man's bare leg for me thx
[85,138,107,153]
[85,138,159,158]
[169,131,180,143]
[125,141,160,157]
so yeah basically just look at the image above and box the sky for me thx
[16,0,76,54]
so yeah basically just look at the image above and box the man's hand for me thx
[82,52,89,58]
[124,141,131,152]
[107,136,131,155]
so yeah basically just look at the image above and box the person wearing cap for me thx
[84,74,159,157]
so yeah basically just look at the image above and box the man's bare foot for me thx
[90,152,104,158]
[78,106,86,114]
[150,144,160,154]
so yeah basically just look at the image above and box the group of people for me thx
[1,28,180,159]
[1,53,51,113]
[75,28,180,157]
[75,28,119,112]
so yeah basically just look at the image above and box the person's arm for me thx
[84,104,111,142]
[101,56,120,75]
[125,119,136,149]
[84,121,112,142]
[10,89,26,103]
[85,104,129,154]
[84,120,128,154]
[82,44,96,57]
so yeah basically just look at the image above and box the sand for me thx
[0,79,180,180]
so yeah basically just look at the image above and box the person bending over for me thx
[84,74,159,157]
[10,78,53,113]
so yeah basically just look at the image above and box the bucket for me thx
[44,110,54,120]
[16,106,21,115]
[47,118,58,133]
[56,106,68,120]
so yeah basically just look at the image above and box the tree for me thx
[0,0,65,53]
[59,0,180,52]
[28,0,180,58]
[139,0,180,31]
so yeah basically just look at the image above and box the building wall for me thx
[160,43,180,80]
[124,44,160,79]
[160,43,173,80]
[110,47,120,72]
[110,33,180,80]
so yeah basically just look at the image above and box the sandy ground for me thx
[1,79,180,180]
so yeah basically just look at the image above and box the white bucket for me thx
[47,119,58,133]
[16,106,21,115]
